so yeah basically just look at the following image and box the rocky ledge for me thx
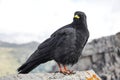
[0,70,101,80]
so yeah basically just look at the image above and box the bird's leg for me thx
[63,65,68,71]
[57,63,63,73]
[63,65,74,74]
[57,63,68,74]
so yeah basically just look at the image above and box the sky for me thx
[0,0,120,43]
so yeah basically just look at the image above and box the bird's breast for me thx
[75,30,86,51]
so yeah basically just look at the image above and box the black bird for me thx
[18,11,89,74]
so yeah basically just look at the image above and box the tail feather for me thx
[18,63,27,72]
[18,57,51,74]
[18,53,51,74]
[18,61,39,74]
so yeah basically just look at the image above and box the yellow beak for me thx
[74,15,80,19]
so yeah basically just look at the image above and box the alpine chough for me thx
[18,11,89,74]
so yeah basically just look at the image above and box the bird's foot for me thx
[60,70,75,75]
[57,63,75,75]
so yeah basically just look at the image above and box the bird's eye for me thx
[74,15,80,19]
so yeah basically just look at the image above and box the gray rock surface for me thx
[71,32,120,80]
[0,70,101,80]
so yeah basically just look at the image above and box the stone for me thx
[0,70,101,80]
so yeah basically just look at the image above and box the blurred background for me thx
[0,0,120,80]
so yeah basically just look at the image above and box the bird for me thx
[17,11,89,74]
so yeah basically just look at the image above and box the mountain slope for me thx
[0,41,39,77]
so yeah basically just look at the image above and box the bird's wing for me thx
[51,27,77,58]
[24,27,76,64]
[25,37,57,63]
[52,27,76,46]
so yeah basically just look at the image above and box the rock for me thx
[0,70,101,80]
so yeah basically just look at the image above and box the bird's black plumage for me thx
[18,11,89,74]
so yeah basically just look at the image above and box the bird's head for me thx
[73,11,87,24]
